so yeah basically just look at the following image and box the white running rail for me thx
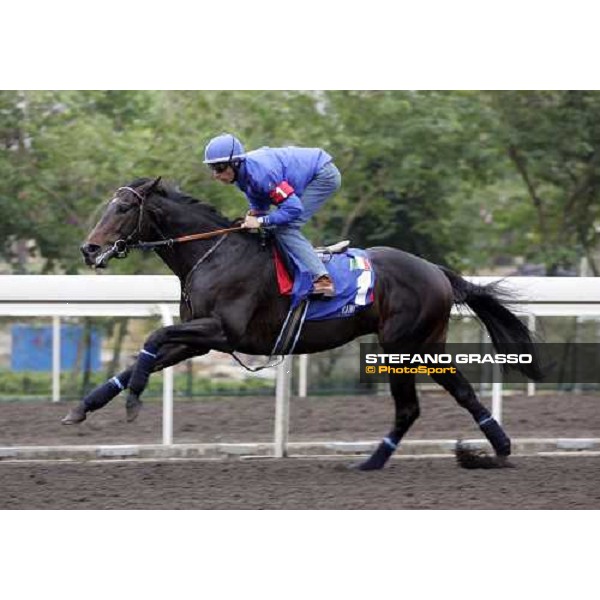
[0,275,598,451]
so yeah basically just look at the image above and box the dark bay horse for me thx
[67,176,542,470]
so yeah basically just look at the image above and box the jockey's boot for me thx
[61,403,87,425]
[126,394,143,422]
[311,274,336,298]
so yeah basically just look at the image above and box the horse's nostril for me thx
[81,244,101,255]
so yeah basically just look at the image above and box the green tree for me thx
[481,91,600,274]
[318,91,500,266]
[2,90,599,278]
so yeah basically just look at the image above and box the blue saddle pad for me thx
[303,248,376,321]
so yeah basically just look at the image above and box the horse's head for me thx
[81,177,162,268]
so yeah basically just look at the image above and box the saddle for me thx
[315,240,351,255]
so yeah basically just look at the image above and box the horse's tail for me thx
[439,266,544,381]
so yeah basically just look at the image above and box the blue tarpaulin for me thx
[11,324,102,372]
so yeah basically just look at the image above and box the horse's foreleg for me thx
[124,343,204,422]
[61,343,201,425]
[357,374,419,471]
[125,318,230,421]
[431,367,512,463]
[61,368,133,424]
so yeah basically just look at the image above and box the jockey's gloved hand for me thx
[242,214,262,229]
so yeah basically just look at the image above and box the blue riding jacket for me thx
[235,146,332,226]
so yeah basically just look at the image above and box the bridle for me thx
[94,185,244,268]
[94,183,295,373]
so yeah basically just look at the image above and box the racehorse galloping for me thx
[68,177,543,470]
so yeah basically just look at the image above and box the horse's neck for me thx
[154,243,202,280]
[145,201,239,281]
[155,229,263,286]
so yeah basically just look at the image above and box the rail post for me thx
[492,363,503,423]
[298,354,308,398]
[527,315,536,397]
[274,356,292,457]
[159,305,174,445]
[52,315,61,402]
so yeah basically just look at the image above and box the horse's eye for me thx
[116,203,133,214]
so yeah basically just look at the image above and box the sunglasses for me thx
[209,162,230,174]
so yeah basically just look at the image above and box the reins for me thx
[94,185,244,267]
[95,183,306,373]
[95,223,244,267]
[128,225,245,251]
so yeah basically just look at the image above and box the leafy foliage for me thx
[0,90,598,275]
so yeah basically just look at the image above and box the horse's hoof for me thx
[349,459,385,471]
[61,404,87,425]
[495,455,516,468]
[126,396,142,422]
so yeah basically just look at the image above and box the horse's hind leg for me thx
[357,374,419,471]
[430,367,511,461]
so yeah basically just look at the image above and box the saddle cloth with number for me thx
[274,246,376,321]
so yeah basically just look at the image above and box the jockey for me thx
[203,133,341,298]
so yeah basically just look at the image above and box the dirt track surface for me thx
[0,456,599,509]
[0,391,599,446]
[0,391,598,509]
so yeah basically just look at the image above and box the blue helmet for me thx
[203,133,245,164]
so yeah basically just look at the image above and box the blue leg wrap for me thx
[83,370,132,411]
[358,435,399,471]
[128,345,158,396]
[478,416,511,456]
[382,437,398,450]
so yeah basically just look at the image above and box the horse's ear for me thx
[149,176,162,192]
[140,176,162,196]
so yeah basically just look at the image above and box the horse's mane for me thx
[127,177,232,227]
